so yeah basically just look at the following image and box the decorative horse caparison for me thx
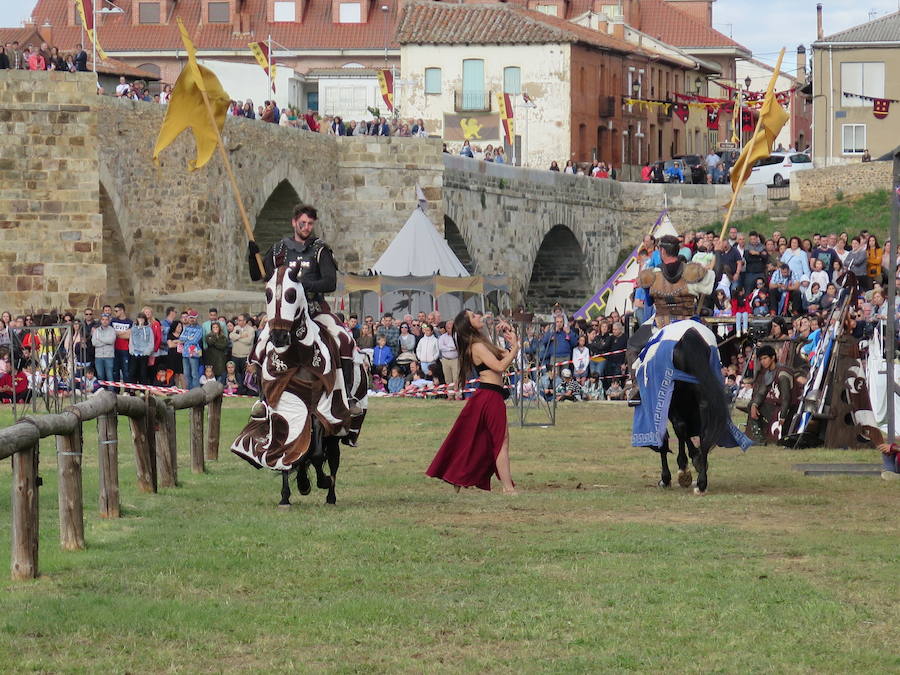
[631,321,752,494]
[231,263,369,505]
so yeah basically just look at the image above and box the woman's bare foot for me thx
[501,485,518,495]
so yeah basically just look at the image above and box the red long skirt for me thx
[426,385,507,491]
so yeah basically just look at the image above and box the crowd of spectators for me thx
[0,305,262,401]
[0,40,89,72]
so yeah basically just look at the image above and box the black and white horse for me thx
[231,263,369,505]
[631,321,751,494]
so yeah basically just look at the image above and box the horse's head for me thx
[265,264,309,349]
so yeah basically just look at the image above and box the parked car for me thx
[744,152,812,187]
[672,154,706,184]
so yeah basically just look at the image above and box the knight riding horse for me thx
[628,235,752,493]
[232,204,368,505]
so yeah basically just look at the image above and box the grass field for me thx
[726,190,893,242]
[0,399,897,672]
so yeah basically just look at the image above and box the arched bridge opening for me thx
[443,215,475,274]
[254,179,301,253]
[525,225,593,314]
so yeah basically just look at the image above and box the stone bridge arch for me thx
[97,162,137,307]
[249,162,313,247]
[524,223,593,313]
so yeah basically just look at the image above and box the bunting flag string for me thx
[713,81,801,105]
[842,91,898,120]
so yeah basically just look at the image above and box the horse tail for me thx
[678,328,729,450]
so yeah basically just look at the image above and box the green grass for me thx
[0,400,898,672]
[724,189,894,241]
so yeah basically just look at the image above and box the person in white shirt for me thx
[437,320,460,395]
[415,323,440,376]
[115,76,130,97]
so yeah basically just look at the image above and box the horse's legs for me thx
[279,471,292,507]
[694,411,713,495]
[324,436,340,505]
[495,429,516,494]
[657,431,673,487]
[676,437,693,488]
[296,460,312,496]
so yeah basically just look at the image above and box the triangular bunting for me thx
[873,98,890,120]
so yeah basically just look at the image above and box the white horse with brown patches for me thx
[231,262,369,505]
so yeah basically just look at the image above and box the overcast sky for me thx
[4,0,899,68]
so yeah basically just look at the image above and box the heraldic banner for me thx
[443,113,501,141]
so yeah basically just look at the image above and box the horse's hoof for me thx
[325,495,336,505]
[693,487,706,496]
[658,480,671,488]
[677,470,692,488]
[297,469,311,496]
[317,475,333,490]
[277,502,291,510]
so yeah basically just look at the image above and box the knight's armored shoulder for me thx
[638,269,657,288]
[682,262,706,284]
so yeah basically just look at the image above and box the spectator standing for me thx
[781,236,811,279]
[372,335,394,370]
[866,235,883,283]
[27,46,45,71]
[540,314,575,368]
[0,46,8,70]
[164,320,185,389]
[229,313,254,385]
[129,315,154,384]
[180,311,204,389]
[438,319,459,394]
[205,322,229,380]
[376,314,400,354]
[844,236,870,290]
[416,323,440,375]
[74,44,88,71]
[9,42,23,70]
[91,313,116,387]
[111,303,132,384]
[742,231,767,290]
[80,307,98,374]
[201,308,227,350]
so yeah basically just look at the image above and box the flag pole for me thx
[91,1,96,75]
[718,48,785,242]
[196,85,265,276]
[267,34,273,100]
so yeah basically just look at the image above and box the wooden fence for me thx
[0,380,224,580]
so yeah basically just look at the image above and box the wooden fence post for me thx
[206,394,222,461]
[190,405,205,474]
[154,399,176,488]
[127,404,155,494]
[165,402,178,486]
[11,441,39,580]
[144,392,158,493]
[56,423,85,551]
[97,412,120,518]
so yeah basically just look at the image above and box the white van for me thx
[744,152,813,187]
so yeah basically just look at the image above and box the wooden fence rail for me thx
[0,381,224,580]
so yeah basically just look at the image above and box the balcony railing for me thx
[454,89,492,113]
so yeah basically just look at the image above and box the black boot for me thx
[341,358,363,415]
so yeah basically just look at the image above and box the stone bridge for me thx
[2,70,770,314]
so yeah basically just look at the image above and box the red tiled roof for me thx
[12,0,401,52]
[397,1,654,57]
[636,0,749,53]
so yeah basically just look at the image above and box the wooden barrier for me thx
[0,382,225,580]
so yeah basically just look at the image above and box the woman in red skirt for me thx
[426,310,519,494]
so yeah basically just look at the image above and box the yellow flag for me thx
[153,19,230,170]
[74,0,108,60]
[730,49,790,192]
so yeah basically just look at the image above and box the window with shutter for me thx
[138,2,160,24]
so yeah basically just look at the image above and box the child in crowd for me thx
[387,366,405,394]
[82,366,99,393]
[199,364,215,386]
[222,361,240,395]
[372,335,394,370]
[582,373,605,401]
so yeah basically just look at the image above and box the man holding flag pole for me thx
[718,48,790,243]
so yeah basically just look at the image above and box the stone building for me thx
[811,8,900,165]
[13,0,403,114]
[396,0,722,170]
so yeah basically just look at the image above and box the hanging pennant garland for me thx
[673,102,690,123]
[842,91,899,120]
[707,107,719,130]
[741,108,755,132]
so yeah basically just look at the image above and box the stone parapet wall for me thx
[0,70,104,310]
[790,161,893,207]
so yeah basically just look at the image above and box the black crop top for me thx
[475,362,491,372]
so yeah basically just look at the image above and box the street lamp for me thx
[694,76,702,94]
[381,5,389,65]
[744,75,752,90]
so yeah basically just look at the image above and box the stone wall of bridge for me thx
[442,156,770,308]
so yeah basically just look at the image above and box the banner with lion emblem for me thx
[443,113,500,141]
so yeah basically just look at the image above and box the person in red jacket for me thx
[731,287,751,337]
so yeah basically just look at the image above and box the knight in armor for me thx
[248,204,362,414]
[637,234,715,327]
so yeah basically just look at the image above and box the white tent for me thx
[371,206,469,277]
